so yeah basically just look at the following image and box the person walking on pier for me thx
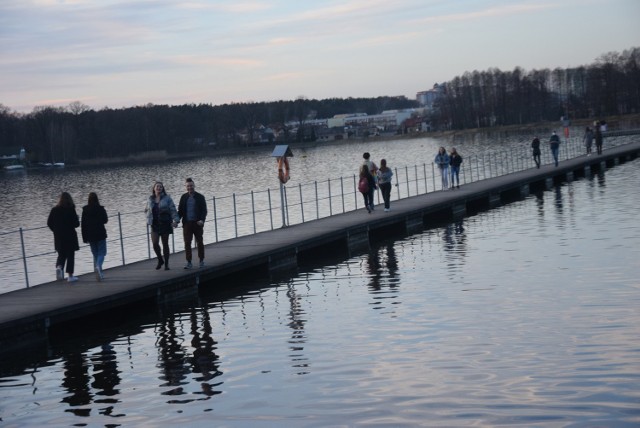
[595,125,603,155]
[377,159,394,212]
[81,192,108,281]
[549,131,561,167]
[449,148,463,189]
[47,192,80,283]
[531,136,541,168]
[178,178,207,269]
[145,181,179,270]
[359,164,376,213]
[434,147,450,189]
[583,127,594,156]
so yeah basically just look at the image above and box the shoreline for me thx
[57,113,640,168]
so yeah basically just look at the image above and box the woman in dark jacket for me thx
[47,192,80,283]
[81,192,108,281]
[359,164,376,213]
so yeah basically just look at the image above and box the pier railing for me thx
[0,133,633,292]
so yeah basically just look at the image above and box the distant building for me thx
[416,83,445,109]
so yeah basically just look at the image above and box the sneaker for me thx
[67,276,78,283]
[96,266,104,281]
[184,261,193,269]
[384,208,390,212]
[199,260,205,268]
[56,266,64,281]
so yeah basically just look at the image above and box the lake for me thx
[0,144,638,426]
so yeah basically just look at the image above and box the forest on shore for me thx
[0,47,638,164]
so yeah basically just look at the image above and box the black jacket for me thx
[178,191,208,223]
[81,204,108,243]
[47,206,80,252]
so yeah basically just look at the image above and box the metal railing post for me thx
[299,183,305,222]
[118,212,125,265]
[213,196,219,242]
[315,181,319,219]
[19,227,29,288]
[233,193,238,237]
[328,179,333,216]
[268,189,273,230]
[251,191,256,233]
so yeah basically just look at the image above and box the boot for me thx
[164,255,170,270]
[155,257,164,270]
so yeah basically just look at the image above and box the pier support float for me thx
[347,226,370,253]
[405,213,424,234]
[451,202,466,219]
[600,161,607,171]
[489,193,501,208]
[584,166,592,177]
[613,157,620,166]
[157,280,199,304]
[566,171,574,182]
[545,178,554,190]
[268,248,298,272]
[519,184,530,198]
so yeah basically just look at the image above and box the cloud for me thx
[412,3,558,25]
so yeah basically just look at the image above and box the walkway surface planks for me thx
[1,141,639,350]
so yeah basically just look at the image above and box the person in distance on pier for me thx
[449,148,463,189]
[434,147,450,189]
[531,136,541,168]
[377,159,394,212]
[549,131,561,167]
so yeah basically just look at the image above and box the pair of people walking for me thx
[48,192,108,283]
[359,152,394,213]
[145,178,207,271]
[434,147,463,190]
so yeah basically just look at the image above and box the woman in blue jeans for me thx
[377,159,394,211]
[81,192,108,281]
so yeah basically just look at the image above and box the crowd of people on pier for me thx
[48,123,608,283]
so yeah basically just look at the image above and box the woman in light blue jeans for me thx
[81,192,108,281]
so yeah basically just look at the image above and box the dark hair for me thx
[57,192,75,209]
[360,164,370,177]
[363,152,370,160]
[185,177,193,183]
[87,192,100,206]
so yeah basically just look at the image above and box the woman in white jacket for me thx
[145,181,179,270]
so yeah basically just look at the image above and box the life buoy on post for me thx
[277,156,290,184]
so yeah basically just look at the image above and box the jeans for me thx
[379,182,391,209]
[551,146,559,166]
[439,166,449,189]
[89,239,107,269]
[450,166,460,187]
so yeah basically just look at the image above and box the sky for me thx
[1,0,639,114]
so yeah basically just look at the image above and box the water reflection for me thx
[286,282,309,375]
[188,309,222,397]
[61,352,93,416]
[442,220,467,274]
[157,315,191,400]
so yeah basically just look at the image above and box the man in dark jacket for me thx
[178,178,208,269]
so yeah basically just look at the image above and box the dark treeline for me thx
[430,47,640,130]
[0,97,416,163]
[1,47,638,163]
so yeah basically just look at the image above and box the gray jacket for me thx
[145,194,179,226]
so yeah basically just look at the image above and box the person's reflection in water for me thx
[189,309,222,398]
[61,352,93,417]
[363,243,401,312]
[91,343,123,417]
[157,315,190,399]
[442,220,467,269]
[287,282,309,375]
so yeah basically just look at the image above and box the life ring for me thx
[277,156,290,184]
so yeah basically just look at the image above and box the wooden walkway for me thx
[2,141,639,352]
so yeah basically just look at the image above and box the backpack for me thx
[358,176,369,193]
